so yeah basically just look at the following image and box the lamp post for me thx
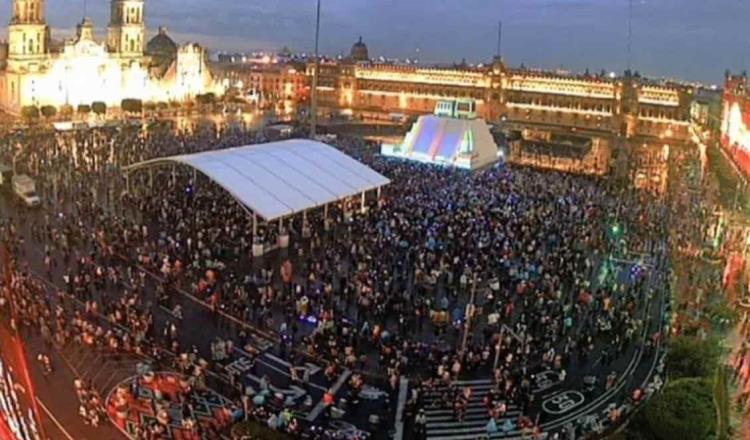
[310,0,321,138]
[459,272,478,356]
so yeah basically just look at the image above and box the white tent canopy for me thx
[123,139,390,221]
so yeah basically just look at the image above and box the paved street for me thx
[0,167,669,440]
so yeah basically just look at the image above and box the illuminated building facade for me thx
[691,87,722,132]
[308,39,692,142]
[0,0,221,114]
[721,72,750,179]
[214,63,307,103]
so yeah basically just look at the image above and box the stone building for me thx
[0,0,222,114]
[308,38,693,142]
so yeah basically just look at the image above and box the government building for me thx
[0,0,222,114]
[308,38,693,143]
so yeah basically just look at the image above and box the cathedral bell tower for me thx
[107,0,145,58]
[8,0,49,60]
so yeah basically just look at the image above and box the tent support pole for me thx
[253,213,257,237]
[377,186,381,199]
[360,191,366,213]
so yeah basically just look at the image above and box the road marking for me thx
[35,397,75,440]
[542,390,585,415]
[394,377,409,440]
[306,369,352,422]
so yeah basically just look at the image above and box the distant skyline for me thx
[0,0,748,84]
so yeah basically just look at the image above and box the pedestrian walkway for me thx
[421,378,521,440]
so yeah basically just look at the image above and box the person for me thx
[486,416,499,435]
[0,123,683,440]
[415,409,427,438]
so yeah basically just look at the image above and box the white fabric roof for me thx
[125,139,390,221]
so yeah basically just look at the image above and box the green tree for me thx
[666,336,722,380]
[77,104,91,115]
[121,98,143,114]
[196,93,216,105]
[21,105,39,120]
[59,104,74,118]
[40,105,57,118]
[92,101,107,116]
[644,378,715,440]
[704,298,739,331]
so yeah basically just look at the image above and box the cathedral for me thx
[0,0,222,114]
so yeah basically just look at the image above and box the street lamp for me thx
[310,0,321,138]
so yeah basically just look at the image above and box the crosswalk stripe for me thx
[454,379,494,386]
[426,409,521,423]
[418,377,529,440]
[425,406,491,416]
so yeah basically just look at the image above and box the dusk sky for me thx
[1,0,748,84]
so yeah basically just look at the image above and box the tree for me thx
[704,297,739,331]
[121,98,143,114]
[77,104,91,115]
[666,336,722,380]
[59,104,74,118]
[644,378,715,440]
[40,105,57,118]
[196,93,216,105]
[92,101,107,116]
[21,105,39,120]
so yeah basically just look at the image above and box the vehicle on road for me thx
[12,174,40,207]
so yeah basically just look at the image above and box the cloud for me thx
[0,0,743,83]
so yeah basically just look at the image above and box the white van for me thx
[12,174,40,207]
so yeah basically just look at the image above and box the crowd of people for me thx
[0,119,671,439]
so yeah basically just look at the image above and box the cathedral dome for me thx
[350,36,369,62]
[146,26,177,63]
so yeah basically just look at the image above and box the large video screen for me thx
[721,93,750,178]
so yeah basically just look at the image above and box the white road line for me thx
[35,396,76,440]
[306,369,352,422]
[393,377,409,440]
